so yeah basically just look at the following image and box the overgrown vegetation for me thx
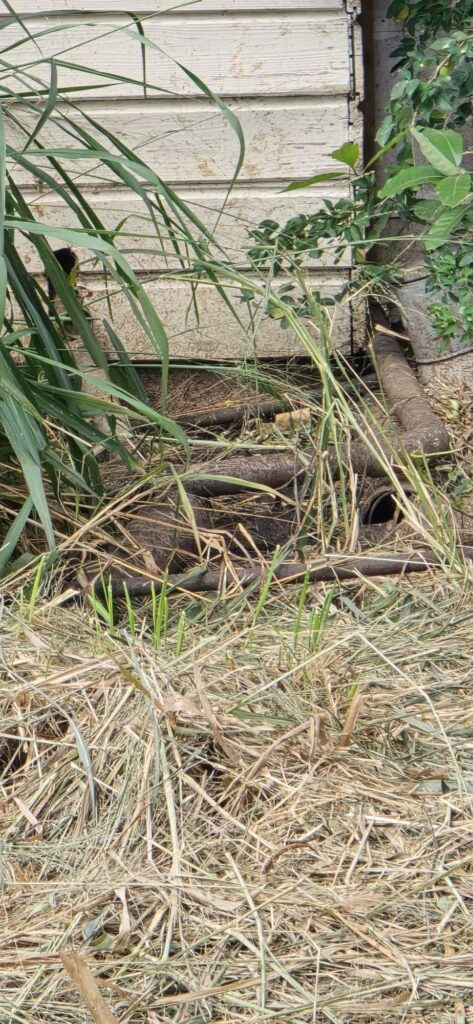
[1,0,471,574]
[1,8,473,1024]
[247,0,473,351]
[0,7,244,566]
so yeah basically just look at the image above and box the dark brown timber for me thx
[93,546,473,598]
[182,328,450,495]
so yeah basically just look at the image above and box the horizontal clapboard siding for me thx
[9,1,344,12]
[76,274,350,360]
[0,14,350,98]
[5,0,361,358]
[18,186,350,271]
[7,98,350,187]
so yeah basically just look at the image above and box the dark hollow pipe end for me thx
[361,486,413,526]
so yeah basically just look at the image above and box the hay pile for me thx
[1,568,473,1024]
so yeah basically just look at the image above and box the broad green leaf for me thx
[282,172,344,193]
[0,365,46,418]
[4,229,83,395]
[102,320,148,404]
[0,108,5,258]
[11,146,104,233]
[387,0,410,21]
[331,142,360,167]
[0,395,55,550]
[414,199,441,221]
[24,122,220,249]
[411,127,463,176]
[22,349,189,450]
[57,103,206,272]
[390,80,408,101]
[4,218,138,294]
[0,257,6,332]
[16,147,177,187]
[6,185,110,374]
[15,126,185,397]
[173,63,245,189]
[424,206,467,250]
[436,172,471,208]
[0,0,42,52]
[376,114,394,148]
[378,165,440,198]
[128,14,147,99]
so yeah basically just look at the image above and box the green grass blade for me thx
[0,104,6,326]
[0,0,42,52]
[20,58,58,152]
[0,494,33,578]
[0,401,55,549]
[115,24,245,206]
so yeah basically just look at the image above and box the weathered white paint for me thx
[19,186,351,272]
[10,1,344,12]
[6,0,362,359]
[8,98,350,187]
[0,14,351,98]
[74,273,351,360]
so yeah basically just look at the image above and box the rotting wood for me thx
[370,327,450,457]
[325,326,450,477]
[102,488,213,576]
[181,323,451,493]
[86,329,454,595]
[92,546,473,598]
[174,397,301,430]
[97,488,300,582]
[185,452,307,497]
[360,481,414,526]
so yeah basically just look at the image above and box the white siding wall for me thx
[6,1,362,360]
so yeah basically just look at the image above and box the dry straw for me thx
[1,563,473,1024]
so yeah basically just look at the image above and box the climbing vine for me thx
[247,0,473,349]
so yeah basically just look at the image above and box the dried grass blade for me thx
[60,952,119,1024]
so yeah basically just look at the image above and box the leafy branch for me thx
[247,1,473,351]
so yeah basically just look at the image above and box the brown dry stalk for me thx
[149,971,276,1008]
[444,925,467,1024]
[338,691,364,747]
[60,952,120,1024]
[194,664,239,762]
[261,824,324,876]
[231,720,309,812]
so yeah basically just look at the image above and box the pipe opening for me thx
[362,490,405,526]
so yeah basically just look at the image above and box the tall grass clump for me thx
[0,2,465,594]
[0,4,244,571]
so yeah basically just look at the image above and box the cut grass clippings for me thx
[1,558,473,1024]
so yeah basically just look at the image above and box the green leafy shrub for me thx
[247,0,473,351]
